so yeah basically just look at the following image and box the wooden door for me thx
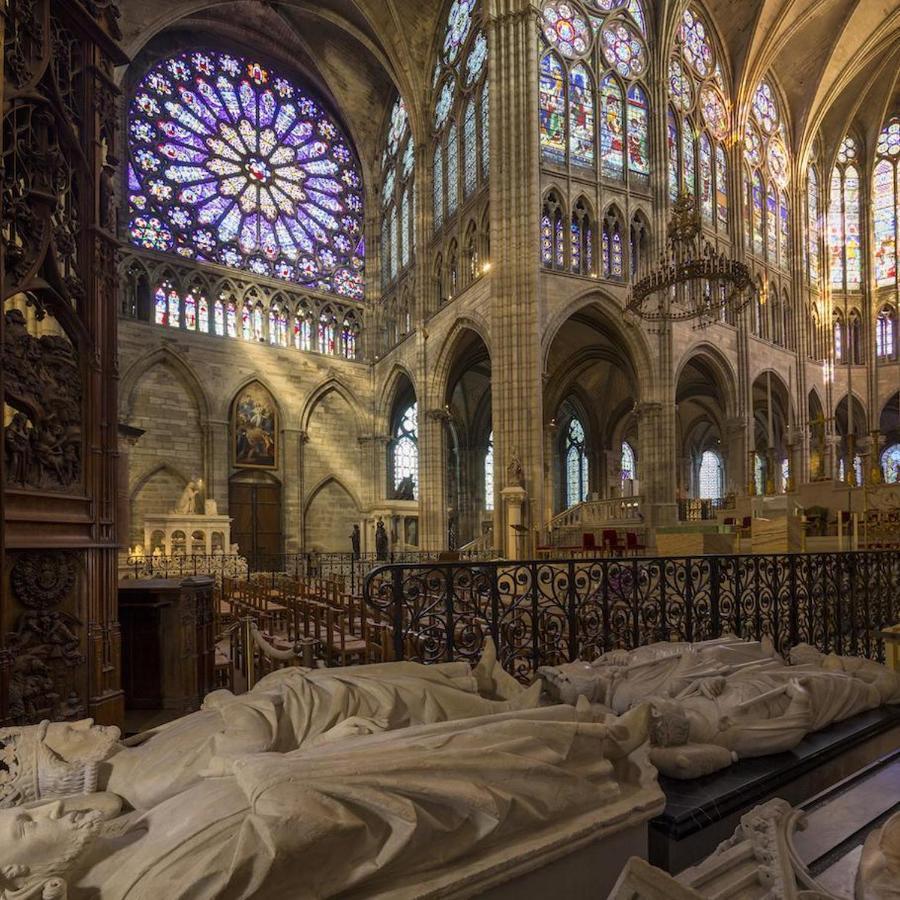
[229,479,283,566]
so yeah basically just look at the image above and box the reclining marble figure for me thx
[538,636,900,779]
[0,641,540,811]
[0,702,664,899]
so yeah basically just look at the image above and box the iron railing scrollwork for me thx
[363,551,900,681]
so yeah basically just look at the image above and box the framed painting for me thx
[232,382,277,469]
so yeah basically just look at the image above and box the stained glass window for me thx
[241,303,252,341]
[700,85,727,140]
[467,32,487,84]
[874,158,896,286]
[198,295,209,333]
[484,430,494,511]
[541,212,553,266]
[154,285,167,325]
[752,171,764,255]
[294,312,312,350]
[401,190,410,268]
[601,20,646,78]
[382,92,415,286]
[807,166,820,286]
[481,81,490,177]
[392,402,419,499]
[168,287,180,328]
[699,133,713,222]
[751,80,777,134]
[669,58,692,111]
[128,50,364,299]
[876,307,895,357]
[679,7,712,76]
[184,292,197,330]
[845,165,861,288]
[433,146,444,228]
[779,192,789,267]
[569,64,594,167]
[447,122,459,216]
[318,310,336,354]
[571,215,581,273]
[829,168,844,287]
[621,441,635,484]
[698,450,722,499]
[600,75,624,179]
[226,300,237,338]
[883,443,900,483]
[340,316,357,359]
[667,106,679,201]
[434,81,455,131]
[564,417,589,507]
[539,53,566,163]
[682,123,695,196]
[542,2,591,58]
[766,184,777,261]
[213,298,224,335]
[715,144,728,229]
[626,85,649,180]
[611,222,623,277]
[463,101,477,195]
[555,210,565,267]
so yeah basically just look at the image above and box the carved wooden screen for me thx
[1,1,127,726]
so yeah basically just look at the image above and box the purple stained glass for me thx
[542,2,592,59]
[466,31,488,85]
[679,7,713,77]
[768,135,788,188]
[877,119,900,157]
[751,80,777,134]
[128,50,364,299]
[668,58,692,112]
[387,96,408,156]
[699,84,728,141]
[601,20,646,78]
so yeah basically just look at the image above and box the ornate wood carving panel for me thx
[1,0,127,726]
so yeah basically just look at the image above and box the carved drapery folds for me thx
[2,0,126,726]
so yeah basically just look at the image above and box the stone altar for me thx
[142,513,232,557]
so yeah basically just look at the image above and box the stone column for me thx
[723,417,746,495]
[117,424,145,549]
[420,407,451,550]
[283,428,305,552]
[636,402,676,525]
[486,0,544,554]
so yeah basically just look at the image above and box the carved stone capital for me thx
[425,407,452,423]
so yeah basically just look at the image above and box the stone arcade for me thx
[2,0,899,897]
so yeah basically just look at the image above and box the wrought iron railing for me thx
[122,549,498,595]
[364,551,900,681]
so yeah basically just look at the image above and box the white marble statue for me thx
[0,695,662,898]
[857,811,900,900]
[172,481,198,515]
[0,642,541,812]
[538,636,900,779]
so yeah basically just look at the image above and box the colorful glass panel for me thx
[387,96,408,156]
[601,20,646,78]
[766,184,777,260]
[611,224,623,277]
[626,84,649,180]
[699,84,728,141]
[565,417,588,507]
[463,101,477,195]
[874,158,896,286]
[600,75,624,180]
[768,136,788,188]
[845,165,861,289]
[876,310,894,357]
[167,288,180,328]
[779,192,789,267]
[679,7,713,77]
[626,0,645,34]
[213,299,224,335]
[752,171,764,255]
[570,216,581,273]
[198,295,209,332]
[154,285,167,325]
[829,168,844,287]
[837,136,857,164]
[744,123,762,167]
[226,301,237,338]
[877,119,900,157]
[434,80,455,131]
[484,431,494,511]
[541,2,592,58]
[667,106,679,201]
[715,144,728,230]
[539,53,566,164]
[569,64,595,167]
[699,133,713,222]
[401,190,410,268]
[621,441,636,484]
[393,403,419,499]
[751,80,777,134]
[443,0,477,65]
[555,213,565,267]
[807,166,820,286]
[184,292,196,330]
[433,146,443,228]
[698,450,722,498]
[541,213,553,266]
[883,444,900,483]
[668,58,692,112]
[466,31,488,85]
[447,122,459,215]
[128,50,364,298]
[682,124,695,197]
[481,81,490,177]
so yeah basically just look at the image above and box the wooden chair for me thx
[625,532,646,555]
[602,529,624,555]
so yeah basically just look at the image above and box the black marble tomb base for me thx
[648,705,900,874]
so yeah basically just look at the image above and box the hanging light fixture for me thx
[625,193,757,327]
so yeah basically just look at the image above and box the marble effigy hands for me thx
[0,703,664,900]
[537,636,900,779]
